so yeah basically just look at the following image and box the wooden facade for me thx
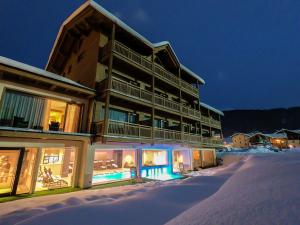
[46,1,224,149]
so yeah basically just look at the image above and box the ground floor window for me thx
[0,150,20,195]
[193,149,215,169]
[92,150,136,184]
[142,150,168,166]
[35,147,76,191]
[173,150,191,172]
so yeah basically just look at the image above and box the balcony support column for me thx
[103,23,116,143]
[179,67,183,142]
[151,52,155,143]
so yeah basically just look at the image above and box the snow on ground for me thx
[0,150,299,225]
[166,151,300,225]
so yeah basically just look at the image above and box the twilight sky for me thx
[1,0,300,110]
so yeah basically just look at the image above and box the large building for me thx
[0,1,223,196]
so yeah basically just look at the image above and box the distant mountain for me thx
[221,107,300,137]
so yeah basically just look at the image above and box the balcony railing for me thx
[113,41,199,97]
[108,120,152,138]
[202,137,223,146]
[154,95,181,112]
[154,64,180,86]
[154,128,181,141]
[113,41,152,71]
[93,120,223,146]
[112,78,153,103]
[111,79,221,128]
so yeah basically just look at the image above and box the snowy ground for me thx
[0,149,299,225]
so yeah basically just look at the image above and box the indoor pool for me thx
[92,171,132,184]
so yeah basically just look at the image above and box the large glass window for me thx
[0,150,20,195]
[0,90,81,132]
[173,150,191,172]
[92,150,136,184]
[35,147,76,191]
[0,90,45,129]
[142,150,168,166]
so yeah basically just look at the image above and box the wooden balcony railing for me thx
[111,79,221,128]
[181,80,199,96]
[93,121,223,146]
[154,64,180,86]
[154,128,181,141]
[112,78,153,103]
[108,120,152,138]
[113,41,152,71]
[202,137,223,145]
[210,119,222,127]
[113,41,199,97]
[154,95,181,112]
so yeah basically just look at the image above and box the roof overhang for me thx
[0,56,95,96]
[46,0,206,85]
[200,102,224,116]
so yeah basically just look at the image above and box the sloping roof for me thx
[47,0,205,84]
[0,56,95,93]
[264,133,288,139]
[180,64,205,84]
[200,102,224,116]
[153,41,180,66]
[275,129,300,135]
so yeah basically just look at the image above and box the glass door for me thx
[16,148,38,194]
[0,148,24,196]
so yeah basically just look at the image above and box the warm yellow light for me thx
[124,154,133,163]
[178,155,183,163]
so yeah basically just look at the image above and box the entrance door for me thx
[0,148,24,196]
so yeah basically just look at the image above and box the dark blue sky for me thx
[1,0,300,110]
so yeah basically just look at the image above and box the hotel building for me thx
[0,1,223,196]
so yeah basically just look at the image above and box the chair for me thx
[49,121,60,131]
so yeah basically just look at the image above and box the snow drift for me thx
[166,152,300,225]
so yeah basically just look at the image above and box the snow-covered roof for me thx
[47,0,205,85]
[180,64,205,84]
[264,133,288,139]
[200,102,224,116]
[153,41,180,65]
[0,56,95,93]
[275,129,300,135]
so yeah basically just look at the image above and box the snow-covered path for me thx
[0,151,299,225]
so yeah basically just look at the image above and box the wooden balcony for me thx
[154,94,181,112]
[93,120,223,147]
[112,41,199,97]
[202,137,223,146]
[110,78,221,129]
[111,78,153,103]
[154,128,181,141]
[113,41,152,71]
[201,115,221,128]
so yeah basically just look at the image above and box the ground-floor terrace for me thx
[0,130,217,196]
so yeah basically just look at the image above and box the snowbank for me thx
[166,152,300,225]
